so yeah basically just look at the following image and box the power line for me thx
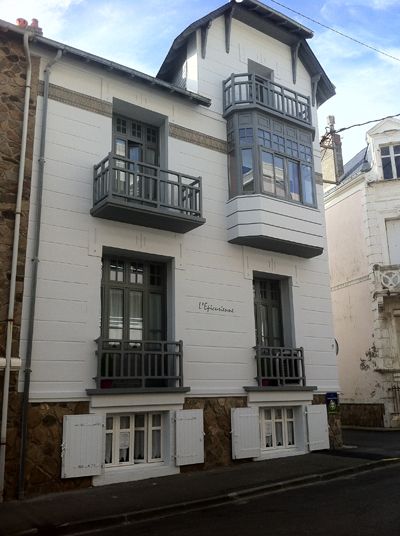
[320,112,400,145]
[269,0,400,64]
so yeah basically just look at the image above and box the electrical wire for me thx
[269,0,400,64]
[320,112,400,145]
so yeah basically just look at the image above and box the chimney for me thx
[321,115,344,190]
[15,17,43,35]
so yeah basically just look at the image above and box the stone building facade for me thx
[1,0,341,500]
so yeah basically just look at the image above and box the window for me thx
[381,145,400,180]
[261,407,295,449]
[102,257,166,343]
[253,278,284,347]
[105,413,163,466]
[228,112,316,206]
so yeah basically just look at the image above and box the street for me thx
[97,464,400,536]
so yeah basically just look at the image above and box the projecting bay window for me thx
[381,144,400,180]
[227,111,316,207]
[105,413,163,466]
[261,407,296,449]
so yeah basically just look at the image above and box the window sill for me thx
[256,447,306,461]
[93,462,179,486]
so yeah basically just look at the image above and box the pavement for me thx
[1,428,400,536]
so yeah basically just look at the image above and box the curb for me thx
[10,457,400,536]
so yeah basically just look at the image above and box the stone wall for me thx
[0,30,40,500]
[313,394,343,449]
[340,403,385,428]
[183,397,247,468]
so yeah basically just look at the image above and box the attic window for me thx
[381,145,400,180]
[248,59,273,81]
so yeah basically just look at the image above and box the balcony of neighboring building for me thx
[374,264,400,310]
[223,73,312,129]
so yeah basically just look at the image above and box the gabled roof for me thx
[0,19,211,108]
[157,0,335,106]
[366,116,400,137]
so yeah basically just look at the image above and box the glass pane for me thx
[275,408,282,419]
[146,148,157,166]
[288,160,300,202]
[115,138,126,157]
[265,433,273,448]
[132,121,142,138]
[134,430,145,461]
[152,430,161,459]
[264,408,272,420]
[241,148,254,193]
[380,146,390,156]
[286,408,294,419]
[272,134,285,152]
[119,439,130,462]
[130,262,144,284]
[105,433,113,464]
[275,421,283,446]
[394,145,400,154]
[261,151,274,194]
[109,289,123,339]
[239,128,253,145]
[129,291,143,340]
[152,414,161,427]
[271,306,282,346]
[382,156,393,180]
[395,155,400,178]
[149,294,163,341]
[258,128,271,148]
[259,304,268,345]
[110,260,124,282]
[150,264,162,286]
[128,143,141,162]
[274,156,285,198]
[116,117,127,134]
[135,414,145,428]
[106,417,113,430]
[287,421,295,446]
[120,416,130,429]
[301,164,314,205]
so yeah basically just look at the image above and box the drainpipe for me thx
[0,30,33,503]
[17,48,63,500]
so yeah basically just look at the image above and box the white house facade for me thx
[325,117,400,428]
[0,0,340,499]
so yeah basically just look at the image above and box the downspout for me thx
[0,30,33,503]
[17,48,63,500]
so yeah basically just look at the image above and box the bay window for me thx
[228,111,316,207]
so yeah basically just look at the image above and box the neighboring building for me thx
[325,117,400,428]
[0,0,339,500]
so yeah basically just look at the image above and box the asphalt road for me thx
[95,464,400,536]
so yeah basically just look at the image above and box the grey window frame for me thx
[228,111,316,207]
[101,256,167,343]
[380,144,400,180]
[113,115,159,166]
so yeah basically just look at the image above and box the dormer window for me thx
[381,145,400,180]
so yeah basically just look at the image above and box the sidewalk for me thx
[1,449,400,536]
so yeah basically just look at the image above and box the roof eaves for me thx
[0,19,211,107]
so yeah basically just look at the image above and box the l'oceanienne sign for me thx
[198,301,234,314]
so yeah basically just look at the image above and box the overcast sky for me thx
[1,0,400,162]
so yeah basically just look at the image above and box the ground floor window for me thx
[261,407,295,449]
[105,413,163,466]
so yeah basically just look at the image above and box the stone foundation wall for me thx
[340,403,385,428]
[312,394,343,449]
[0,30,40,501]
[183,397,247,468]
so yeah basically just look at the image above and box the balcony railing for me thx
[91,154,205,233]
[255,346,306,387]
[94,339,184,391]
[223,73,311,125]
[374,264,400,292]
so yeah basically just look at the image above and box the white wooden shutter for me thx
[306,404,330,451]
[61,415,104,478]
[231,407,260,459]
[175,409,204,466]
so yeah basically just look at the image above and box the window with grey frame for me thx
[113,115,159,201]
[380,144,400,180]
[227,112,316,206]
[253,278,284,347]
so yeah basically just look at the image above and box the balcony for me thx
[91,154,205,233]
[87,339,189,394]
[253,346,306,388]
[223,73,312,127]
[374,264,400,311]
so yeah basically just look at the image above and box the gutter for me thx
[16,47,63,500]
[0,30,33,503]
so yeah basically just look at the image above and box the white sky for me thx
[1,0,400,163]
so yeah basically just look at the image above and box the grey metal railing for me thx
[96,339,184,390]
[93,154,203,218]
[255,346,305,387]
[223,73,311,125]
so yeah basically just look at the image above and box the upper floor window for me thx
[113,115,159,166]
[228,111,315,207]
[381,145,400,180]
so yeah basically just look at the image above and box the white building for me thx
[1,0,340,498]
[325,117,400,428]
